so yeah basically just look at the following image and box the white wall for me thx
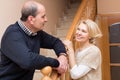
[40,0,66,34]
[0,0,29,42]
[0,0,66,43]
[97,0,120,14]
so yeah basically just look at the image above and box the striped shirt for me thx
[17,20,37,36]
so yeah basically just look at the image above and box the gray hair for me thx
[20,2,38,21]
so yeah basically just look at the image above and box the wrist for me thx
[59,53,67,57]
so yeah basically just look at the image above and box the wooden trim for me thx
[97,15,111,80]
[98,13,120,80]
[110,63,120,66]
[110,43,120,46]
[98,12,120,16]
[98,13,120,26]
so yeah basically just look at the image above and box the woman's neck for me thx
[79,42,91,51]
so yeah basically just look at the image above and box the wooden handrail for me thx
[41,0,97,80]
[66,0,88,40]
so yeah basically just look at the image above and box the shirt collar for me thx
[17,20,37,36]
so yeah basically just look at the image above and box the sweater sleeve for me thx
[70,65,91,79]
[38,31,66,56]
[1,27,59,70]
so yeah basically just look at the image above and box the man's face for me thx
[31,6,47,32]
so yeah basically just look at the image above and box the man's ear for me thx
[28,15,35,24]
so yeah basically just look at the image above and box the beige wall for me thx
[40,0,66,34]
[0,0,66,42]
[97,0,120,14]
[0,0,28,42]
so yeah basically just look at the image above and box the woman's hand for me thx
[63,39,74,56]
[63,39,73,50]
[63,40,76,68]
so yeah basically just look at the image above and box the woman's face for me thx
[75,22,90,43]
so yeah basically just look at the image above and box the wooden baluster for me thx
[41,66,52,80]
[50,70,59,80]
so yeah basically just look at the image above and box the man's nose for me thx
[45,17,48,22]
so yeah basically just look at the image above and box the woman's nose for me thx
[76,30,82,34]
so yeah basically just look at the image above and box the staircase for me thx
[55,2,80,41]
[33,2,80,80]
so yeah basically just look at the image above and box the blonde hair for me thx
[76,19,102,44]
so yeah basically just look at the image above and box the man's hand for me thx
[56,54,68,74]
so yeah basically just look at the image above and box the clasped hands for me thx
[54,54,68,74]
[55,40,73,74]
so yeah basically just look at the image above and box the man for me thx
[0,1,68,80]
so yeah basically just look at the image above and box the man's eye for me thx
[41,16,44,18]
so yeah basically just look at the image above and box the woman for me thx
[64,19,102,80]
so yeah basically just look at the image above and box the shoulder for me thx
[2,22,24,40]
[89,45,101,53]
[84,45,101,57]
[5,22,21,34]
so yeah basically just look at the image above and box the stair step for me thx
[57,24,71,30]
[56,29,69,37]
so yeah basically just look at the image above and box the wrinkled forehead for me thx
[37,4,46,13]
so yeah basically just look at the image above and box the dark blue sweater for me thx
[0,22,66,80]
